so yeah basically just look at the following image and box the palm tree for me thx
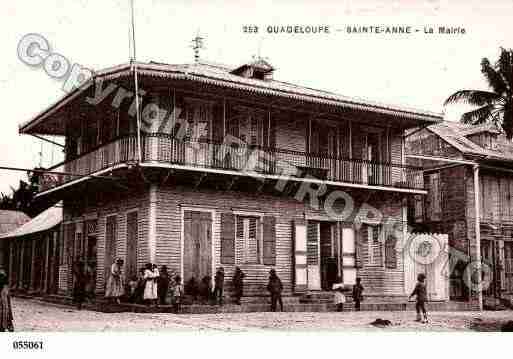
[444,47,513,138]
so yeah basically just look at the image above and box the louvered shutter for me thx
[385,234,397,269]
[356,225,367,268]
[263,216,276,265]
[221,212,235,264]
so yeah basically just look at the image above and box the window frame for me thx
[235,213,264,265]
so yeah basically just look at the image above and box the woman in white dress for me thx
[143,263,158,306]
[105,258,124,304]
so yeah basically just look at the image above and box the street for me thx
[9,298,513,332]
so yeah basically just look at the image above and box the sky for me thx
[0,0,512,194]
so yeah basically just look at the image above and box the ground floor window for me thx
[236,215,261,264]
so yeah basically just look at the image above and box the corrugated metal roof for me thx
[0,205,61,239]
[428,121,513,162]
[20,60,443,134]
[0,210,30,234]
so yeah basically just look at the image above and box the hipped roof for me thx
[428,121,513,163]
[20,61,443,135]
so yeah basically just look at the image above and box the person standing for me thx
[333,283,346,312]
[143,263,158,306]
[409,273,428,323]
[105,258,124,304]
[198,275,212,304]
[267,269,283,312]
[0,268,14,332]
[213,267,225,305]
[158,265,170,305]
[232,267,245,305]
[72,258,87,310]
[352,277,364,311]
[171,275,184,313]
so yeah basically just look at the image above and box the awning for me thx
[0,204,62,239]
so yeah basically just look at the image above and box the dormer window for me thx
[231,58,274,80]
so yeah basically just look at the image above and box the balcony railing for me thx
[38,133,424,193]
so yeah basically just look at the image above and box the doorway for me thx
[183,210,212,288]
[307,220,339,290]
[365,132,381,185]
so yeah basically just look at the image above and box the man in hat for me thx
[267,269,283,312]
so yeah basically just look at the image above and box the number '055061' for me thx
[12,341,43,350]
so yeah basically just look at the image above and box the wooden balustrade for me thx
[39,133,424,192]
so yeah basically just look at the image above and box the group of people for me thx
[185,267,247,306]
[333,277,364,312]
[101,261,288,313]
[332,274,429,323]
[103,259,184,312]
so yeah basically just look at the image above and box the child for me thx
[352,277,364,311]
[333,284,346,312]
[409,273,428,323]
[128,275,139,303]
[214,267,225,305]
[134,268,146,304]
[158,265,170,305]
[172,275,184,313]
[198,275,212,304]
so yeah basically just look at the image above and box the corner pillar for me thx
[148,184,157,264]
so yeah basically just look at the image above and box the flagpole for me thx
[129,0,142,163]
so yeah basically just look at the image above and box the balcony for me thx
[38,133,425,194]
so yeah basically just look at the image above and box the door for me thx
[504,242,513,293]
[293,220,308,293]
[320,222,337,290]
[126,211,138,280]
[183,211,212,285]
[341,227,357,285]
[104,215,117,288]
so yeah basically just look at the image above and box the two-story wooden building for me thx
[15,59,442,302]
[407,121,513,307]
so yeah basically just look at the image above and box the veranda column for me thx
[29,239,36,292]
[50,231,58,294]
[8,240,14,288]
[43,235,50,293]
[18,240,24,289]
[148,184,157,264]
[472,165,483,311]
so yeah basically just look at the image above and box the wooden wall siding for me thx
[406,128,463,159]
[59,190,149,295]
[476,173,513,222]
[155,185,305,296]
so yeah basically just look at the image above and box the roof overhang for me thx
[20,62,443,136]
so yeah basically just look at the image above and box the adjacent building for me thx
[0,205,62,295]
[407,121,513,306]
